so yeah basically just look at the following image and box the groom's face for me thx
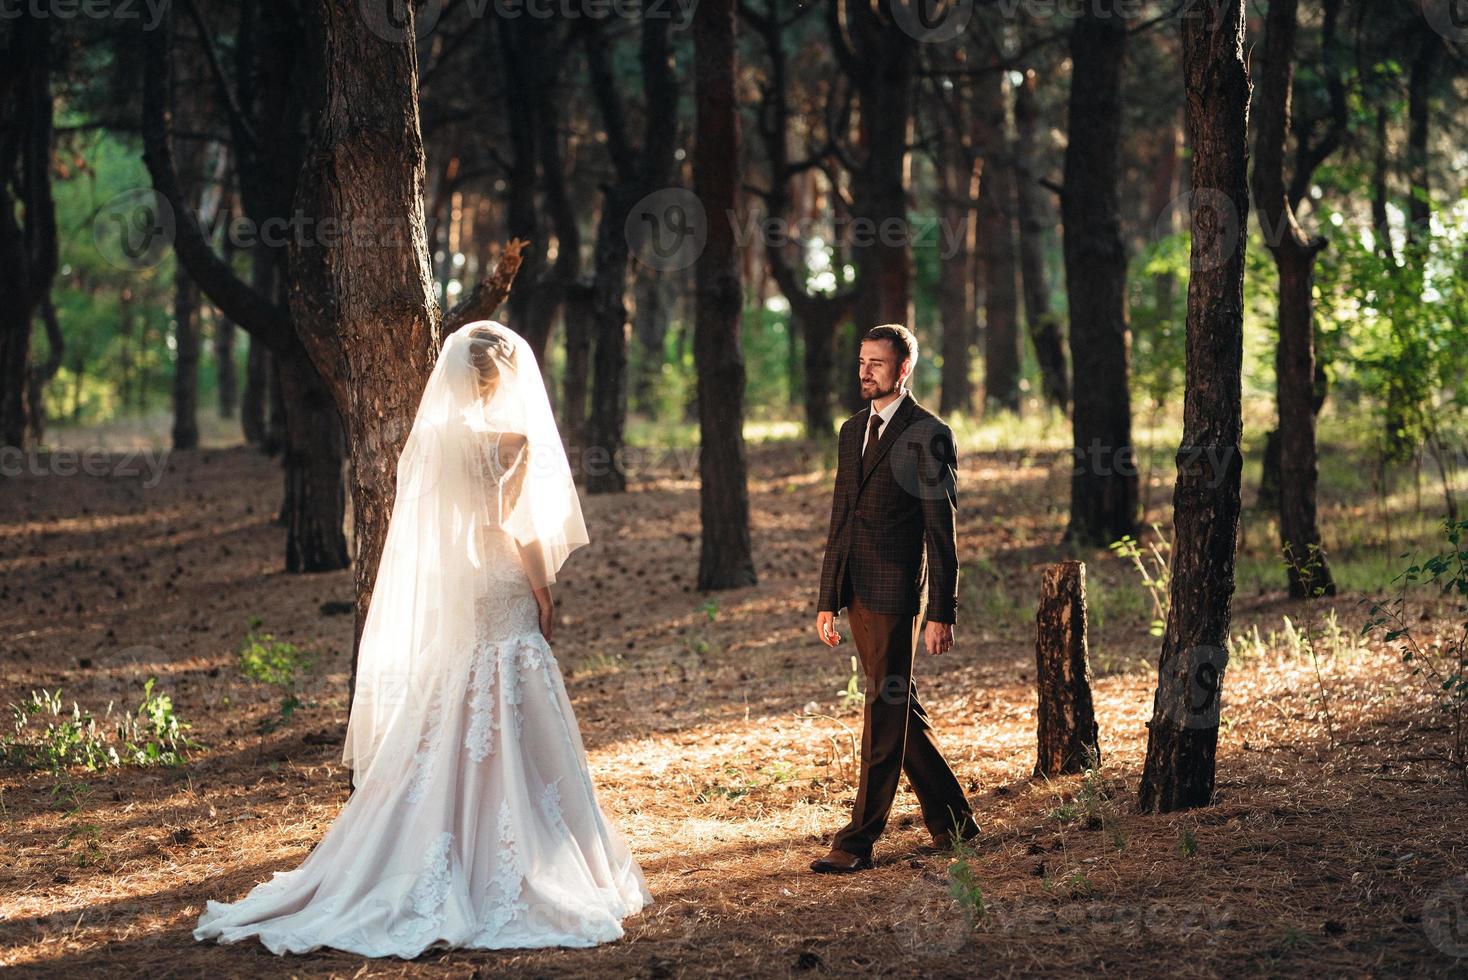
[858,339,908,401]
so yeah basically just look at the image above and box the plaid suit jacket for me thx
[817,393,960,624]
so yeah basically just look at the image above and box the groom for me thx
[812,324,980,873]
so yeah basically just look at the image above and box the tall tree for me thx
[743,0,856,437]
[693,0,757,591]
[287,1,441,684]
[975,67,1020,414]
[141,0,348,572]
[0,12,59,449]
[1138,0,1250,813]
[1250,0,1343,598]
[830,0,916,410]
[581,8,680,494]
[1013,67,1069,415]
[1060,0,1137,546]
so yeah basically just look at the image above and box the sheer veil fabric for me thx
[193,321,650,956]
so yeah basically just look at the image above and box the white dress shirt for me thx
[862,387,908,455]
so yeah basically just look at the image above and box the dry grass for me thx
[0,434,1464,978]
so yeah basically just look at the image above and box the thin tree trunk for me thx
[831,1,914,410]
[1013,68,1068,414]
[242,335,268,446]
[693,0,756,591]
[1250,0,1337,598]
[0,11,58,449]
[976,70,1020,414]
[1060,0,1137,546]
[1138,0,1249,813]
[276,355,348,572]
[581,9,678,495]
[633,267,672,416]
[937,153,976,417]
[172,265,201,449]
[25,293,63,443]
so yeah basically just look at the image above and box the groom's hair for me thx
[864,324,918,375]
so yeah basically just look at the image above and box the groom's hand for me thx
[924,621,954,656]
[816,611,842,647]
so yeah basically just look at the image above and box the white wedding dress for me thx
[194,424,652,957]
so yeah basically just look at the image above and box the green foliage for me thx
[2,678,199,774]
[1317,205,1468,466]
[1109,523,1173,637]
[237,617,318,732]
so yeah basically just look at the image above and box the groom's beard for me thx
[860,378,895,401]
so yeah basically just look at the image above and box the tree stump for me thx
[1034,560,1100,777]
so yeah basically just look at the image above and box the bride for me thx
[194,320,652,957]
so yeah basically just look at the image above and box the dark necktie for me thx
[861,413,883,480]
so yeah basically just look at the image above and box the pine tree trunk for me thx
[289,1,441,721]
[277,355,348,573]
[1138,0,1249,813]
[1013,69,1068,415]
[693,0,757,591]
[1060,1,1137,547]
[172,266,201,450]
[0,11,57,450]
[1250,0,1336,599]
[976,71,1020,414]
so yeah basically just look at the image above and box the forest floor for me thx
[1,416,1465,978]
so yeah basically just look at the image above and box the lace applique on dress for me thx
[473,798,529,943]
[406,681,449,804]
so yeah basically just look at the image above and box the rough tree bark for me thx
[1250,0,1340,598]
[1138,0,1250,813]
[693,0,757,591]
[1033,561,1100,777]
[288,2,441,701]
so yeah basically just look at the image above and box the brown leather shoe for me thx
[810,848,873,874]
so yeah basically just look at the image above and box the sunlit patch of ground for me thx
[1,421,1464,976]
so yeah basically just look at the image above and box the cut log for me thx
[1034,560,1100,776]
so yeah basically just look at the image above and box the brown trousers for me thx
[832,590,978,857]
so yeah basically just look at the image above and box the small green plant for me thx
[1361,517,1468,794]
[116,677,200,765]
[238,617,319,732]
[837,655,864,711]
[1179,826,1198,856]
[1283,543,1339,747]
[2,679,199,775]
[3,690,119,772]
[700,599,719,622]
[1109,522,1172,636]
[945,828,988,923]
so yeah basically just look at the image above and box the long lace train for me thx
[193,546,651,957]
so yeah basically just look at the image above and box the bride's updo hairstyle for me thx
[467,325,518,400]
